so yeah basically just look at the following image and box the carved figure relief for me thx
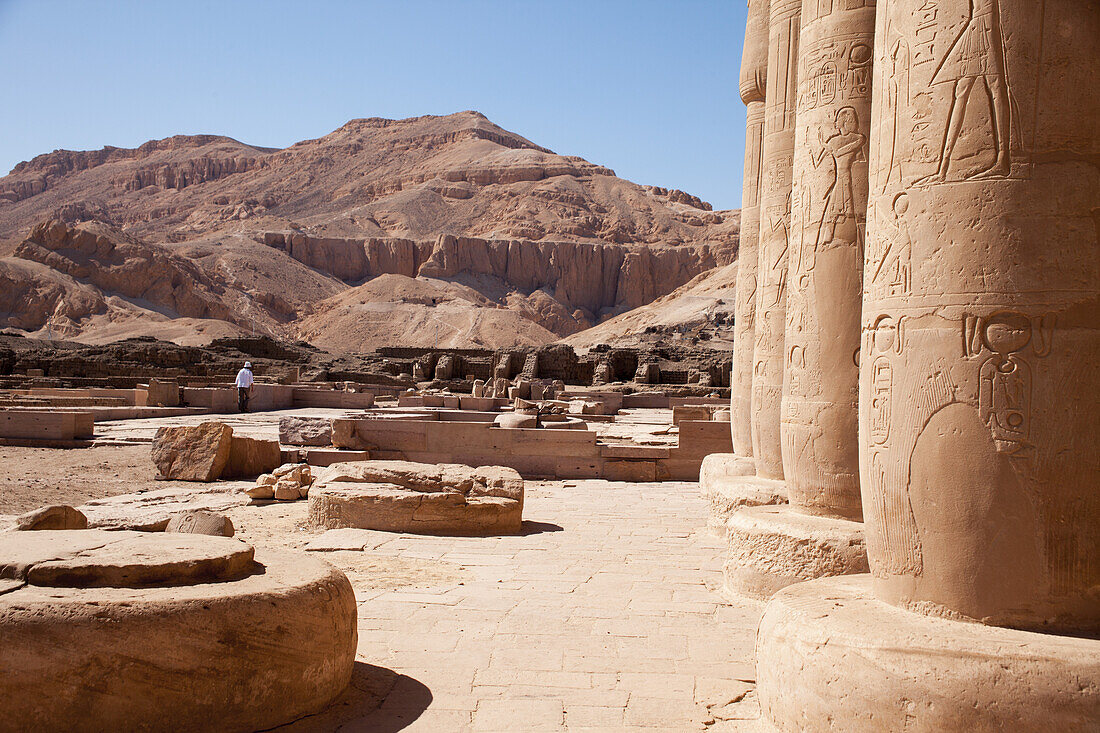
[762,194,792,309]
[880,23,910,193]
[918,0,1014,183]
[809,106,867,251]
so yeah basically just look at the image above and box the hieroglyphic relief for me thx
[867,192,912,297]
[765,2,802,134]
[862,313,923,575]
[963,311,1054,453]
[802,0,876,25]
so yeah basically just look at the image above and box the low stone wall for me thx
[329,415,732,481]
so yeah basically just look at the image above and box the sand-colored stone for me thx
[222,435,282,479]
[859,0,1100,633]
[150,421,233,482]
[13,504,87,531]
[723,505,867,600]
[0,530,356,732]
[751,0,802,480]
[699,454,770,533]
[732,0,770,457]
[780,0,873,521]
[165,510,235,537]
[757,576,1100,732]
[308,460,524,535]
[279,416,333,446]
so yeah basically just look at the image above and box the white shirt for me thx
[235,369,254,388]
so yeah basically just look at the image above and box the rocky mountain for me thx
[0,112,738,350]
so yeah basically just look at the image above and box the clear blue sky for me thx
[0,0,749,210]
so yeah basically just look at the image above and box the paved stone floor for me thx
[273,477,765,732]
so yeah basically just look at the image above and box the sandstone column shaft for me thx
[732,0,771,456]
[862,0,1100,633]
[781,0,875,520]
[751,0,801,479]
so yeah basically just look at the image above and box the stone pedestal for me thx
[756,576,1100,732]
[0,530,357,732]
[723,504,866,600]
[699,454,770,534]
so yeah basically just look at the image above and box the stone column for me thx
[756,2,1100,729]
[731,0,770,458]
[721,0,875,601]
[780,0,874,520]
[860,0,1099,634]
[751,0,801,480]
[700,0,775,532]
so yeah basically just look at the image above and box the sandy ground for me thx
[0,445,198,516]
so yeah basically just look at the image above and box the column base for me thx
[699,456,783,535]
[757,575,1100,732]
[723,503,866,600]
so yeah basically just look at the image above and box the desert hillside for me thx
[0,112,738,350]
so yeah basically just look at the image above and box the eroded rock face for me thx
[861,0,1100,634]
[308,460,524,536]
[779,0,875,521]
[279,416,333,447]
[151,422,233,482]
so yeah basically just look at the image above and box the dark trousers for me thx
[238,387,250,412]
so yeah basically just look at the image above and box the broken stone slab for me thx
[278,416,333,447]
[308,460,524,536]
[151,421,233,482]
[79,486,249,532]
[14,504,88,531]
[165,510,234,537]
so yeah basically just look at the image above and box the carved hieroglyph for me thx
[780,0,874,520]
[732,0,771,456]
[752,0,801,480]
[862,0,1100,633]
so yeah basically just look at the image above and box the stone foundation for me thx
[698,456,778,535]
[0,530,357,732]
[723,504,866,601]
[757,575,1100,732]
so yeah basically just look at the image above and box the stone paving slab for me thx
[260,477,765,731]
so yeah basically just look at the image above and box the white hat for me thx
[244,361,253,368]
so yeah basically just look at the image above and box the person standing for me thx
[235,361,254,412]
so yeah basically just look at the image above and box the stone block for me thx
[278,416,333,446]
[14,505,88,531]
[308,460,523,535]
[151,422,233,482]
[165,510,234,537]
[222,436,282,479]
